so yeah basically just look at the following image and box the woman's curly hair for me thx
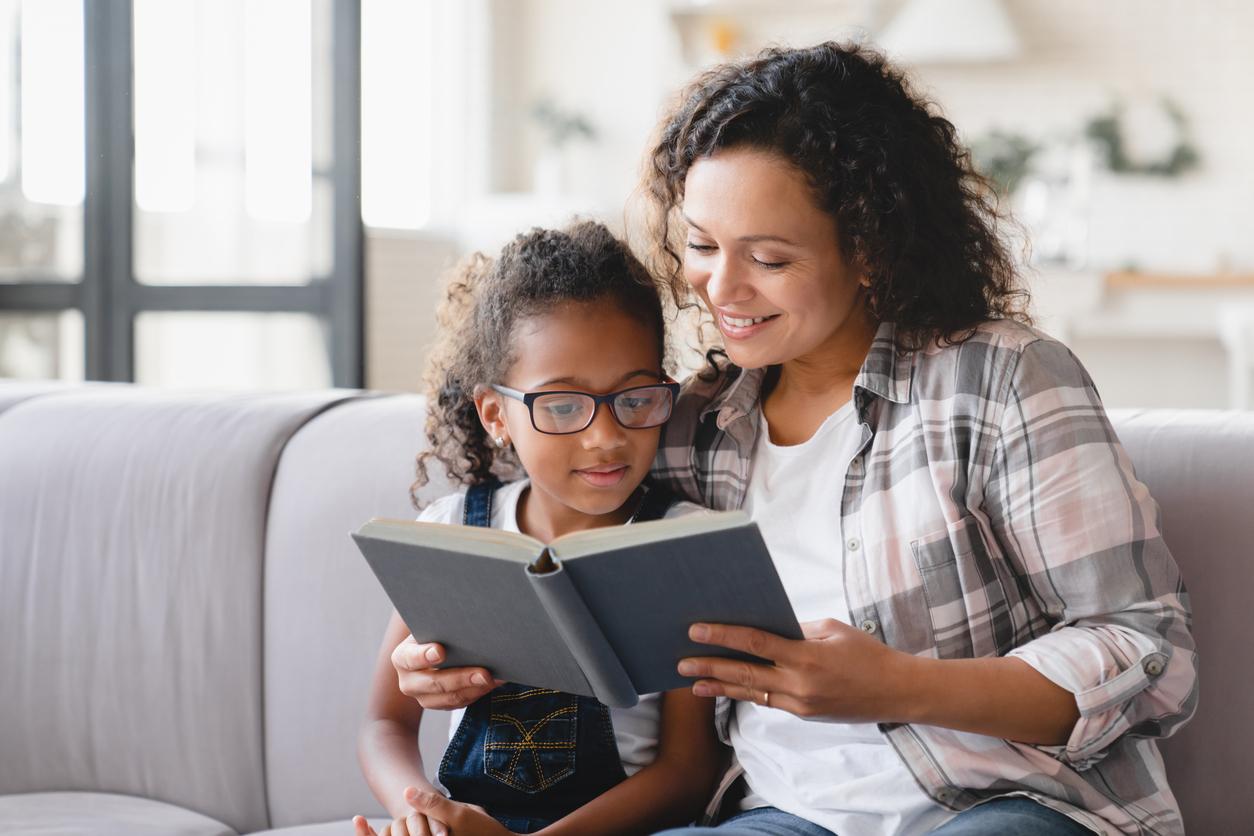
[410,220,667,508]
[642,41,1030,361]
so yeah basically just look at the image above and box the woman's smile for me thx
[717,309,781,340]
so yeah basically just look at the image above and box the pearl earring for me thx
[494,436,506,449]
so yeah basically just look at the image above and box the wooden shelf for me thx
[1105,271,1254,290]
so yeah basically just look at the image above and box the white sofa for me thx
[0,381,1248,834]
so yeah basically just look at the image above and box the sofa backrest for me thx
[1107,409,1254,835]
[0,383,1246,834]
[261,394,456,827]
[0,385,361,835]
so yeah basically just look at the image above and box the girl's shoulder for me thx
[414,479,528,525]
[415,491,465,524]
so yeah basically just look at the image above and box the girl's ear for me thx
[472,385,510,448]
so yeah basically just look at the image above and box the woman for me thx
[387,42,1195,836]
[641,42,1196,836]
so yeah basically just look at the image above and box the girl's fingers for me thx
[407,812,432,836]
[352,815,378,836]
[392,816,408,836]
[413,684,495,710]
[392,638,445,671]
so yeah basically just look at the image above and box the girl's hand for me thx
[676,618,916,722]
[391,635,503,710]
[405,786,515,836]
[352,799,448,836]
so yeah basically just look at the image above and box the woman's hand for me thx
[391,635,503,710]
[404,786,516,836]
[676,618,916,723]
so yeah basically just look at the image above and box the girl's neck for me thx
[516,482,643,544]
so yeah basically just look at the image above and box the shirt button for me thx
[860,619,879,634]
[936,787,957,804]
[847,538,861,551]
[1144,657,1165,677]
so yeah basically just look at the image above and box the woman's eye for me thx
[685,242,716,253]
[753,257,787,270]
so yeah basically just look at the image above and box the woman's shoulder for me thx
[912,318,1085,401]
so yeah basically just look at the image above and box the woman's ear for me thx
[472,385,510,448]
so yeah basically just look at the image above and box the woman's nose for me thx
[704,254,752,307]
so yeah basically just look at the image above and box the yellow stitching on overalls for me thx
[490,688,559,703]
[486,703,578,790]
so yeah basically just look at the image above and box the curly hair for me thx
[410,220,667,508]
[642,41,1031,360]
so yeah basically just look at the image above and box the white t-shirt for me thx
[417,478,704,777]
[732,400,954,836]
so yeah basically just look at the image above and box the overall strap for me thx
[462,478,502,528]
[631,480,679,524]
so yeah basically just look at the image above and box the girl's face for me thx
[681,147,872,371]
[476,300,665,527]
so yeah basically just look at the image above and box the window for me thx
[0,0,362,389]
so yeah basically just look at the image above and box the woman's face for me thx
[681,147,871,371]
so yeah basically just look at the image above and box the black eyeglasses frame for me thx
[490,381,682,435]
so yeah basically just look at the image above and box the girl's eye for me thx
[543,402,582,417]
[686,242,716,253]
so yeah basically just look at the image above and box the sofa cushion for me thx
[262,394,458,828]
[1109,408,1254,835]
[249,818,391,836]
[0,388,361,835]
[0,791,237,836]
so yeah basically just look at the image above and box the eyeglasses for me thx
[491,381,681,435]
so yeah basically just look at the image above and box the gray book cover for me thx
[351,511,801,707]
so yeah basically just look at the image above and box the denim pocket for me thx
[484,686,578,793]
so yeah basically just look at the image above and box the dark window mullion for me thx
[128,283,328,313]
[83,0,134,382]
[330,0,363,388]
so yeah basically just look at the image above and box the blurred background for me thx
[1,0,1252,409]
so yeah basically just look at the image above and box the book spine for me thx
[526,561,639,708]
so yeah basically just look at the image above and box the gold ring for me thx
[762,691,770,707]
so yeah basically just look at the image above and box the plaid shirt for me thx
[652,319,1197,835]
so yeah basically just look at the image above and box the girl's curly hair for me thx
[642,41,1031,362]
[410,221,667,508]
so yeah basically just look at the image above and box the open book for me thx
[351,510,801,708]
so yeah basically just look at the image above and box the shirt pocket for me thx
[484,686,578,793]
[910,516,1015,659]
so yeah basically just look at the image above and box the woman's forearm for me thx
[891,654,1079,745]
[357,718,440,818]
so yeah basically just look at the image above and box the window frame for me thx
[0,0,363,387]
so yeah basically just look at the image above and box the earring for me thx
[494,436,506,449]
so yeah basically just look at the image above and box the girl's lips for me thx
[718,311,779,340]
[575,464,629,488]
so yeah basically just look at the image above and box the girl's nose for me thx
[580,401,627,449]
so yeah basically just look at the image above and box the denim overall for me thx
[437,478,677,834]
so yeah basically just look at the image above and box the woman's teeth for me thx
[724,314,772,327]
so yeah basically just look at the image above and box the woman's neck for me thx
[762,314,878,446]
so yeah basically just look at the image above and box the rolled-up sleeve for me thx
[987,339,1198,769]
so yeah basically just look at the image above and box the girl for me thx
[353,221,723,836]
